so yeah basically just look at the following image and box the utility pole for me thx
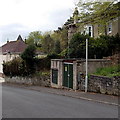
[85,38,88,92]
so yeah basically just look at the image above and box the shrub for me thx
[68,33,95,58]
[60,49,68,58]
[68,33,120,59]
[93,34,120,58]
[3,58,28,76]
[35,53,62,71]
[47,53,62,59]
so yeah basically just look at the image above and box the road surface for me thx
[2,85,118,118]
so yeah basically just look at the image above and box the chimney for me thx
[7,38,9,43]
[24,38,27,44]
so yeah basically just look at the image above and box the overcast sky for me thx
[0,0,79,46]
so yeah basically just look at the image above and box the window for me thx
[88,26,92,37]
[108,23,112,34]
[86,25,93,37]
[52,69,58,84]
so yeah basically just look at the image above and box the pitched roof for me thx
[1,35,27,54]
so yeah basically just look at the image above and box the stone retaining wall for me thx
[78,75,120,96]
[5,75,50,87]
[4,74,119,96]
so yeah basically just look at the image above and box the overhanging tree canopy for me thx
[77,1,120,24]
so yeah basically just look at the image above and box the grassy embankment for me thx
[94,64,120,77]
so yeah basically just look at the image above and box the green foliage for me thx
[93,34,120,58]
[54,40,61,54]
[69,33,92,58]
[60,49,68,58]
[41,34,54,54]
[59,28,68,50]
[35,71,50,77]
[47,53,62,59]
[21,44,36,61]
[77,1,119,24]
[51,28,68,51]
[35,57,51,71]
[112,33,120,52]
[64,17,74,26]
[68,33,120,59]
[3,46,63,77]
[3,58,28,76]
[94,65,120,77]
[35,53,62,71]
[69,33,84,58]
[26,31,43,46]
[21,44,36,74]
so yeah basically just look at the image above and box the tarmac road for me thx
[2,85,118,118]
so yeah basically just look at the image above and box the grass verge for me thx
[93,64,120,77]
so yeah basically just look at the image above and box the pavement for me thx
[2,80,119,106]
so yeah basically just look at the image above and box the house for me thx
[0,35,27,76]
[66,3,120,40]
[67,17,120,41]
[78,17,120,38]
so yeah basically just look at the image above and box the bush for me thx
[60,49,68,58]
[47,53,62,59]
[35,57,51,71]
[68,33,96,58]
[68,33,120,59]
[3,58,28,76]
[35,53,62,71]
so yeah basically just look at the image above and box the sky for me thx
[0,0,78,46]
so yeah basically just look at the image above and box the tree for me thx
[64,17,74,26]
[41,34,54,54]
[21,44,36,74]
[90,34,120,58]
[68,33,120,59]
[68,33,87,58]
[26,31,43,47]
[77,1,119,23]
[59,28,68,50]
[52,28,68,51]
[54,40,61,54]
[77,1,120,34]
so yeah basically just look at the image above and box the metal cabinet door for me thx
[63,63,73,88]
[52,69,58,84]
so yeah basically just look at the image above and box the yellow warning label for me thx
[65,67,67,71]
